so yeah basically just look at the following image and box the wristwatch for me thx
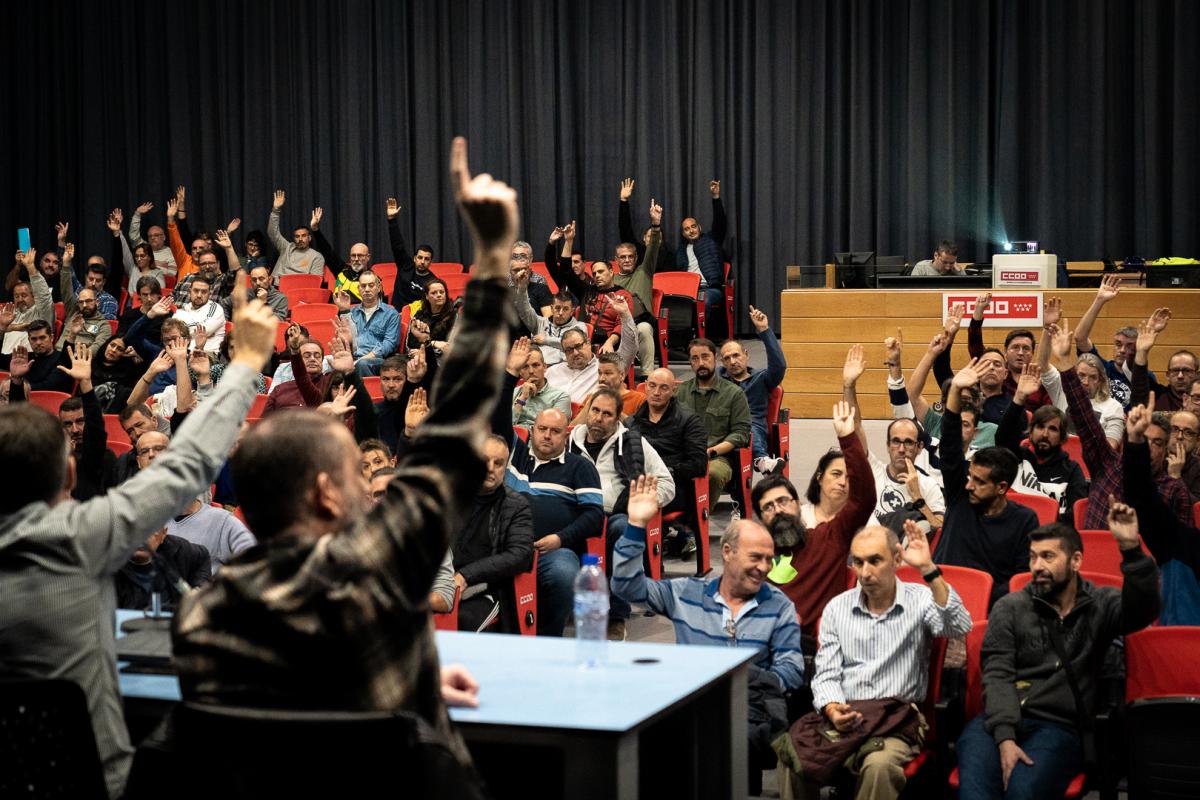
[922,567,943,583]
[910,498,926,511]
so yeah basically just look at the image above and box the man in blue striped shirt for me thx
[612,476,805,691]
[778,522,972,800]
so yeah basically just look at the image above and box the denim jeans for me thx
[536,547,580,636]
[956,715,1083,800]
[750,419,769,461]
[354,357,383,377]
[604,514,632,621]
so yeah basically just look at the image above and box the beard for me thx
[767,513,807,551]
[1032,570,1073,601]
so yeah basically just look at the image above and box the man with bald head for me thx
[674,180,728,337]
[310,206,380,303]
[222,265,289,320]
[493,338,605,635]
[627,366,709,557]
[614,477,804,689]
[776,522,972,800]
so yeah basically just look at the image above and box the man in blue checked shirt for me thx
[776,521,972,800]
[612,475,805,691]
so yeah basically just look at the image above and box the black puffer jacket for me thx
[453,486,534,633]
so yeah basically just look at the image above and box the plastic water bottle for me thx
[574,554,609,668]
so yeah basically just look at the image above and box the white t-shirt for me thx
[867,451,946,526]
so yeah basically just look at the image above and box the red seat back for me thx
[1073,497,1088,530]
[362,376,383,402]
[277,274,323,292]
[28,391,72,415]
[962,620,990,719]
[429,262,465,277]
[1079,530,1153,575]
[1126,626,1200,701]
[249,394,269,418]
[432,584,462,631]
[513,551,539,635]
[290,303,339,324]
[896,564,994,621]
[1063,434,1089,479]
[1008,491,1059,525]
[371,262,398,286]
[103,413,128,442]
[284,287,332,306]
[108,440,133,456]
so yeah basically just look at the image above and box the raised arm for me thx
[752,304,787,388]
[611,476,678,615]
[1130,308,1171,407]
[907,332,948,422]
[841,344,868,451]
[708,181,727,246]
[308,207,338,268]
[828,402,877,544]
[967,292,991,359]
[940,358,983,507]
[267,190,289,253]
[617,178,640,256]
[1075,274,1121,354]
[1051,321,1114,472]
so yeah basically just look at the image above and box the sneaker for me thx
[754,456,785,476]
[680,537,698,558]
[606,618,627,641]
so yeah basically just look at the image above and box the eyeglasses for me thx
[136,444,168,456]
[1147,437,1169,448]
[758,496,797,515]
[1170,426,1199,440]
[889,437,919,448]
[511,253,531,262]
[563,343,588,354]
[1167,367,1197,375]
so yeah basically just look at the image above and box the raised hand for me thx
[165,336,189,363]
[56,222,69,245]
[1167,441,1187,479]
[166,198,178,219]
[1096,273,1121,303]
[385,197,400,219]
[325,384,357,417]
[333,289,353,313]
[625,475,660,527]
[709,179,721,198]
[1050,319,1073,359]
[329,337,355,373]
[1135,318,1158,354]
[944,303,966,336]
[831,400,856,437]
[607,293,630,318]
[192,325,209,351]
[972,292,992,321]
[214,229,233,249]
[404,386,429,430]
[620,178,635,201]
[749,304,769,333]
[225,217,241,234]
[895,457,922,501]
[1105,496,1141,551]
[136,201,154,215]
[841,344,866,387]
[1126,398,1153,441]
[189,348,212,379]
[146,349,176,376]
[1015,362,1042,404]
[228,271,281,371]
[106,209,124,233]
[56,342,93,389]
[884,328,902,362]
[175,185,187,211]
[147,295,173,319]
[561,220,576,241]
[1148,307,1172,333]
[331,315,353,350]
[951,357,983,389]
[648,198,663,227]
[8,345,30,379]
[0,303,15,330]
[62,243,75,265]
[506,336,531,375]
[406,345,428,383]
[548,226,565,244]
[449,136,519,257]
[310,207,323,229]
[1043,296,1062,328]
[18,248,37,273]
[272,190,286,211]
[66,313,84,337]
[900,520,935,573]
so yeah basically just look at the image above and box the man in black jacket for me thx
[451,435,535,632]
[996,363,1089,520]
[626,367,709,557]
[385,197,437,305]
[115,528,211,611]
[956,503,1159,799]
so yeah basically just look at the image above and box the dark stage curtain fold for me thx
[2,0,1197,331]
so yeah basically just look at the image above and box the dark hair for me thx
[415,244,434,257]
[1004,330,1035,350]
[119,403,153,424]
[597,352,625,370]
[160,318,190,341]
[981,347,1004,359]
[292,225,312,235]
[379,355,407,374]
[752,473,800,514]
[86,262,109,278]
[58,397,84,416]
[959,402,980,423]
[972,446,1019,488]
[1029,522,1083,558]
[935,240,959,256]
[805,448,845,504]
[135,276,162,296]
[687,338,717,357]
[561,328,588,346]
[940,378,980,407]
[1150,411,1172,434]
[231,412,351,539]
[1031,404,1066,431]
[190,273,214,289]
[885,417,923,442]
[551,291,575,305]
[358,438,392,458]
[27,319,52,336]
[589,387,622,411]
[0,404,68,513]
[133,242,153,261]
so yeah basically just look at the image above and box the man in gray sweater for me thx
[267,188,326,279]
[0,290,278,798]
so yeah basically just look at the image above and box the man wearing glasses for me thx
[1166,410,1200,501]
[1129,306,1198,412]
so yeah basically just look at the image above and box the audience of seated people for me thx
[3,135,1198,800]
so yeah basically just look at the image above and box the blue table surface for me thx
[116,611,755,732]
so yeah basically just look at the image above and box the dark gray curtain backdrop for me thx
[2,0,1197,330]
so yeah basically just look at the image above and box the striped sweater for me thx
[613,524,805,690]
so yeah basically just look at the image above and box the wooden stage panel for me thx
[780,288,1200,420]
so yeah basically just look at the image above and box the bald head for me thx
[644,367,678,411]
[349,242,371,272]
[530,407,569,461]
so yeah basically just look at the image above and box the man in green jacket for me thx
[676,337,751,512]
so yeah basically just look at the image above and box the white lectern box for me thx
[992,254,1057,289]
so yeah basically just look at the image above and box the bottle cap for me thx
[581,554,600,566]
